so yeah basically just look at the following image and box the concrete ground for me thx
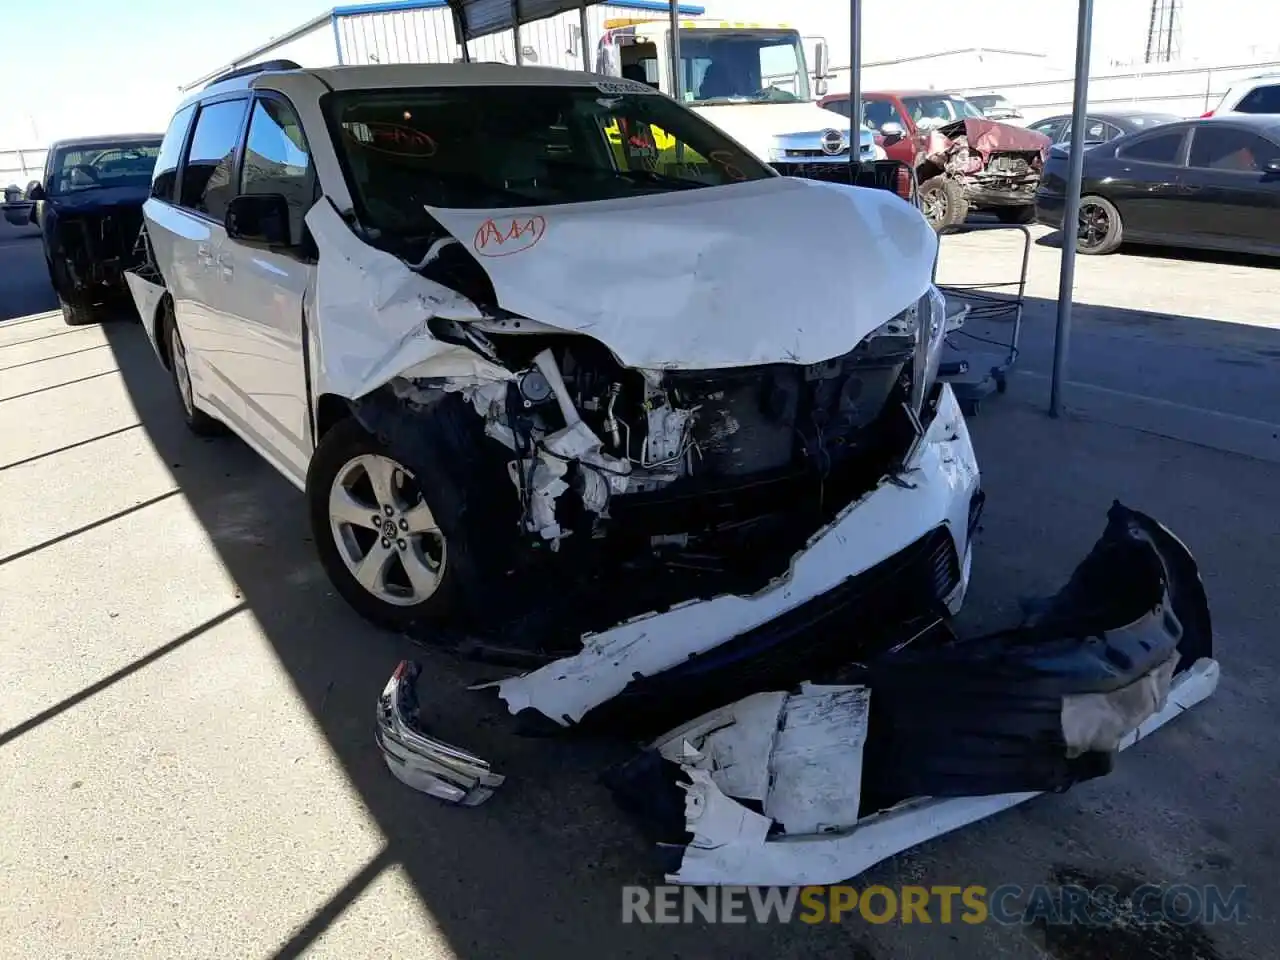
[1,224,1277,959]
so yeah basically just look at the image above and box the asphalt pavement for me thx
[2,227,1278,959]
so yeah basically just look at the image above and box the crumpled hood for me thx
[938,118,1051,159]
[426,176,937,370]
[693,102,876,160]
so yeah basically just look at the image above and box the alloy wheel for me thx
[1077,201,1109,250]
[328,454,446,606]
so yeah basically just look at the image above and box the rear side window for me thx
[1117,130,1184,164]
[1189,127,1280,172]
[1029,119,1065,141]
[152,105,196,203]
[1235,84,1280,114]
[180,98,249,221]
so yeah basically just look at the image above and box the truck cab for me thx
[596,19,883,182]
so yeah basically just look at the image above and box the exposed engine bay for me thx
[353,309,931,654]
[922,117,1050,211]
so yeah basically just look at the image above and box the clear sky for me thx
[3,0,1277,145]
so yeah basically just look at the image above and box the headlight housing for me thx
[911,285,948,414]
[868,285,947,416]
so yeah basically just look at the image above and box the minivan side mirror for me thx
[225,193,291,247]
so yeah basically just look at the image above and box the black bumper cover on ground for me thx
[605,501,1212,836]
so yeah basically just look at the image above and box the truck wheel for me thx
[58,295,96,326]
[996,205,1036,225]
[48,258,97,326]
[919,176,968,230]
[1077,195,1124,255]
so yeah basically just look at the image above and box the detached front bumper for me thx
[494,382,981,731]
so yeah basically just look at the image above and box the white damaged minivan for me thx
[128,61,980,724]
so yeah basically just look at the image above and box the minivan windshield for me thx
[324,84,773,235]
[48,141,162,196]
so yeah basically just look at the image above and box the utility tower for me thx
[1145,0,1182,63]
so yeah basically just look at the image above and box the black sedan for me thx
[1027,110,1180,147]
[26,133,162,325]
[1035,115,1280,256]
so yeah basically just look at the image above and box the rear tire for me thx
[919,175,969,230]
[307,417,459,632]
[162,301,223,436]
[1076,195,1123,255]
[995,205,1036,225]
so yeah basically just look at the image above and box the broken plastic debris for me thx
[375,660,504,806]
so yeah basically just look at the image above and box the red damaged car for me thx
[821,90,1051,229]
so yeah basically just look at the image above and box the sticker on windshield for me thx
[346,121,437,157]
[594,79,658,96]
[473,215,547,257]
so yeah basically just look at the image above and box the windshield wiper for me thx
[611,168,705,190]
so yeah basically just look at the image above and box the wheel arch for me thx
[316,393,354,440]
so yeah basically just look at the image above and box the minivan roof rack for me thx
[205,59,303,90]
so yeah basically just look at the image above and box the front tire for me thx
[1077,195,1123,255]
[58,294,96,326]
[919,175,969,230]
[307,418,458,632]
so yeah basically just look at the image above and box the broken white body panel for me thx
[495,382,979,725]
[663,658,1221,886]
[427,176,937,372]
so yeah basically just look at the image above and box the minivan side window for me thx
[152,104,196,203]
[1117,130,1184,164]
[179,98,249,221]
[240,97,313,244]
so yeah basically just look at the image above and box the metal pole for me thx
[669,0,682,100]
[848,0,861,185]
[1049,0,1094,418]
[454,8,470,62]
[579,1,591,68]
[513,1,523,65]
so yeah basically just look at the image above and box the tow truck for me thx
[594,18,893,187]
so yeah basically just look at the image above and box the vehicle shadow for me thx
[1034,228,1280,268]
[95,317,863,958]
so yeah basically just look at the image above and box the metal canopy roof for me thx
[444,0,700,41]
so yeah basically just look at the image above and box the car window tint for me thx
[1236,84,1280,114]
[823,98,851,119]
[1102,122,1124,141]
[863,99,898,129]
[241,98,312,244]
[1029,119,1062,140]
[1117,130,1184,163]
[180,99,248,220]
[152,105,196,203]
[1189,127,1279,172]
